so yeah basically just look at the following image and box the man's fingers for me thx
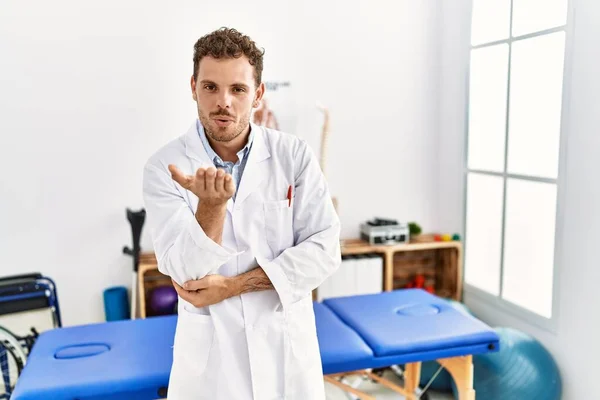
[184,276,210,291]
[215,168,225,192]
[170,164,236,203]
[224,174,235,196]
[172,280,190,301]
[195,167,206,192]
[172,279,182,292]
[172,279,208,307]
[168,165,190,188]
[205,167,216,195]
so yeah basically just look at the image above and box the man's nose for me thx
[216,91,232,109]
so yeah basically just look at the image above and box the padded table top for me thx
[13,289,499,398]
[322,289,499,358]
[11,315,176,400]
[314,302,374,374]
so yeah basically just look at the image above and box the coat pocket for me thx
[173,306,215,376]
[285,297,322,374]
[263,199,294,256]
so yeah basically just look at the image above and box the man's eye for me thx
[204,85,215,91]
[234,87,246,93]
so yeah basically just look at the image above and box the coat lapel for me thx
[184,122,212,165]
[235,123,271,207]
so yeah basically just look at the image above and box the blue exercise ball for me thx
[419,302,561,400]
[149,285,178,315]
[450,327,562,400]
[419,361,454,391]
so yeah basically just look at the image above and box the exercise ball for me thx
[449,327,562,400]
[149,285,178,315]
[419,361,454,392]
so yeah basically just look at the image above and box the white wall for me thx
[0,0,441,327]
[439,1,600,399]
[287,1,442,239]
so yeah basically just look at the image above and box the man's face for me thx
[192,55,264,143]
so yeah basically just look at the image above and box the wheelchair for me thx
[0,273,61,399]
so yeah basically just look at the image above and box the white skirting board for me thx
[317,254,383,301]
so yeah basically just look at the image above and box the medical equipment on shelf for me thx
[360,217,410,245]
[11,289,499,400]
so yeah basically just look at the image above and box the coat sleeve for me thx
[142,161,242,285]
[257,141,341,309]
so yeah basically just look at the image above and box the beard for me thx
[198,106,251,143]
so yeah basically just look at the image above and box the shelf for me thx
[136,234,464,318]
[340,236,463,301]
[341,237,461,255]
[136,253,170,319]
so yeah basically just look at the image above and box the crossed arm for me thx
[167,165,274,308]
[172,266,273,309]
[143,143,340,311]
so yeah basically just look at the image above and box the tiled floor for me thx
[325,369,454,400]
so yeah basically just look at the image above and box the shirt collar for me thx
[196,119,254,165]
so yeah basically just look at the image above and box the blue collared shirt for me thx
[196,120,254,201]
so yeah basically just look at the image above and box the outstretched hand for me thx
[168,165,235,206]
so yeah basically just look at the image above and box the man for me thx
[142,27,341,400]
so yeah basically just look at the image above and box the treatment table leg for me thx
[437,355,475,400]
[326,368,420,400]
[395,362,420,400]
[363,370,415,399]
[403,362,421,395]
[324,375,376,400]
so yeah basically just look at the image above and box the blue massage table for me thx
[11,289,499,400]
[317,289,499,399]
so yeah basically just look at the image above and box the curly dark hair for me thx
[193,27,265,87]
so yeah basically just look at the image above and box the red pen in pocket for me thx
[287,185,292,207]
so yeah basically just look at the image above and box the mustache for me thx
[210,110,235,118]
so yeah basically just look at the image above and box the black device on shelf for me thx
[367,217,399,226]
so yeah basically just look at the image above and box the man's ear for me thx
[191,75,198,101]
[253,82,266,108]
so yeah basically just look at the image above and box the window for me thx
[464,0,569,320]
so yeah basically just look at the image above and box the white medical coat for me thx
[142,121,341,400]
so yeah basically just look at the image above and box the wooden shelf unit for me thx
[135,235,463,318]
[136,252,170,319]
[340,236,463,301]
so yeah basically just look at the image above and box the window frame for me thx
[461,0,575,332]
